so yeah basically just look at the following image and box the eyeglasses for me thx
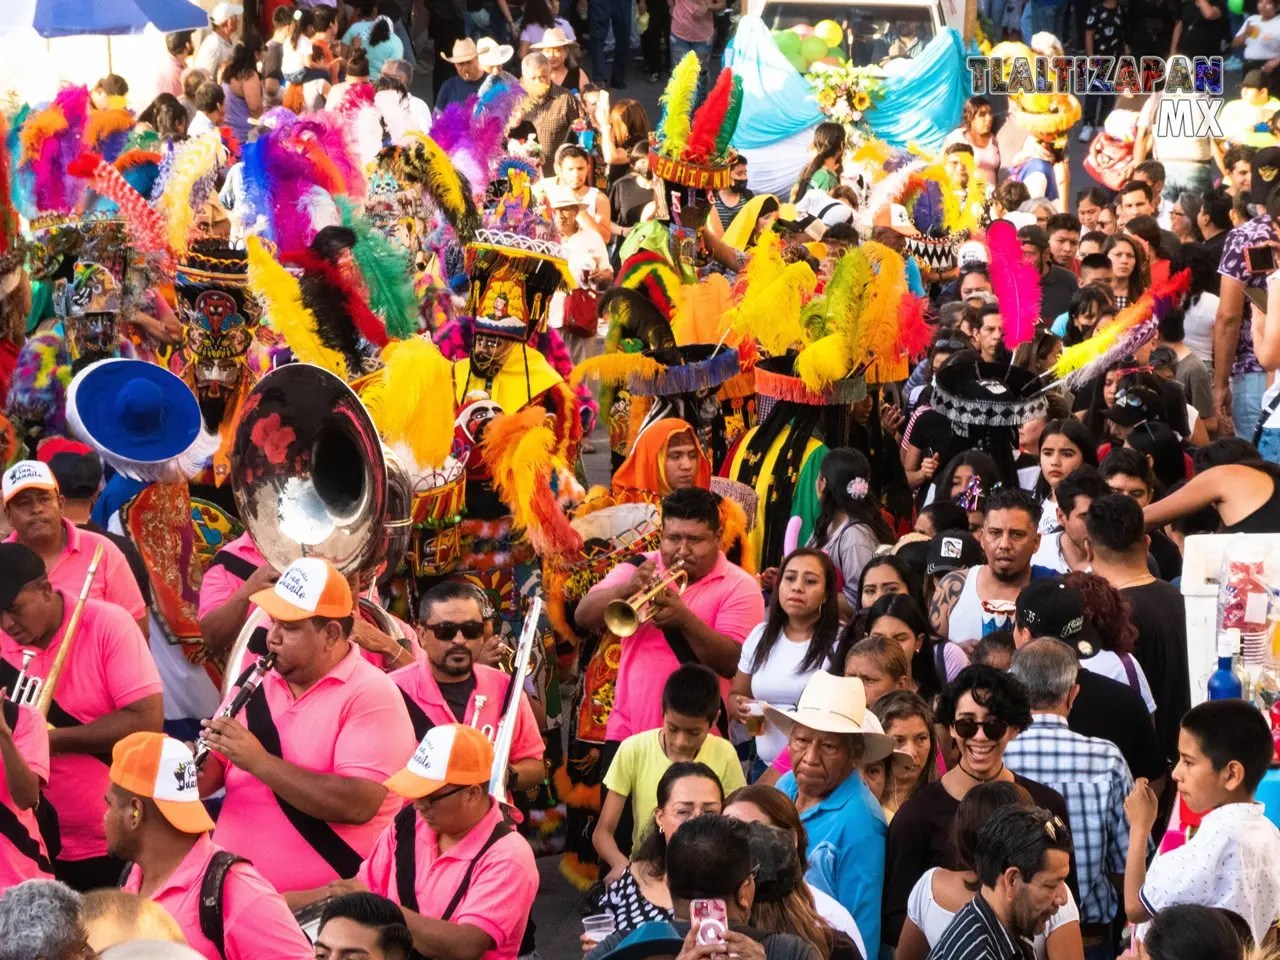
[419,784,470,806]
[952,717,1010,741]
[423,620,486,641]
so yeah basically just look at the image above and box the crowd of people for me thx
[3,2,1280,960]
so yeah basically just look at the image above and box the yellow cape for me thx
[722,194,777,253]
[453,345,564,414]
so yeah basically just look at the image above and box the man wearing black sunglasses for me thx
[391,581,545,795]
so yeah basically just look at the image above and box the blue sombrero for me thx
[67,359,215,481]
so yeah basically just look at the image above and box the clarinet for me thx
[194,653,278,770]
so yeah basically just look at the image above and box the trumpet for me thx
[603,562,688,637]
[10,651,40,707]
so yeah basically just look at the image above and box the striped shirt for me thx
[1004,714,1133,925]
[928,888,1032,960]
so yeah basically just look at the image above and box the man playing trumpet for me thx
[196,557,416,895]
[0,542,163,891]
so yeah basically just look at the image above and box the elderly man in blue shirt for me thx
[765,672,896,959]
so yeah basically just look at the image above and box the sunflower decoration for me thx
[852,90,872,111]
[807,62,885,138]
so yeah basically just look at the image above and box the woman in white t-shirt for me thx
[897,781,1083,960]
[1235,0,1280,85]
[281,9,316,85]
[728,548,840,767]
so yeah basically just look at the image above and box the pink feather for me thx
[987,219,1041,350]
[67,153,172,267]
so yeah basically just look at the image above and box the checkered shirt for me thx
[1004,713,1133,925]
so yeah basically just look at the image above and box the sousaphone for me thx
[222,363,412,695]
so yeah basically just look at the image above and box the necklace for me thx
[957,761,1005,783]
[1115,573,1156,589]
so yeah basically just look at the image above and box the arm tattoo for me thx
[929,570,967,638]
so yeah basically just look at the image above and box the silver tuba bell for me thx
[221,363,412,695]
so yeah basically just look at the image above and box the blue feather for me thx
[905,256,924,297]
[912,181,940,233]
[7,107,35,221]
[240,139,274,245]
[474,78,517,117]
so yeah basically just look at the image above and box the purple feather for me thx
[262,137,317,252]
[291,113,364,198]
[54,87,90,213]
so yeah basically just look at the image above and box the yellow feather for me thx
[245,237,348,379]
[795,333,854,391]
[367,336,455,472]
[849,242,906,369]
[850,140,893,170]
[733,262,817,355]
[83,108,134,148]
[403,132,475,235]
[921,162,962,232]
[570,352,665,388]
[1051,296,1151,379]
[657,53,701,157]
[158,133,226,254]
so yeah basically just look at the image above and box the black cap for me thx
[743,822,801,903]
[1015,578,1102,658]
[926,529,984,576]
[1103,385,1162,427]
[1244,68,1267,91]
[1250,146,1280,205]
[44,451,102,501]
[0,543,47,611]
[1017,224,1049,251]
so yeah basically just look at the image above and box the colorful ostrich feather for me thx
[796,333,855,390]
[83,108,134,160]
[334,195,416,339]
[245,237,348,379]
[158,132,226,255]
[897,294,931,358]
[391,133,480,241]
[569,351,665,387]
[67,154,171,265]
[292,113,365,198]
[685,69,734,165]
[733,262,817,355]
[849,242,906,370]
[657,53,701,158]
[282,246,387,355]
[0,118,16,259]
[715,74,744,159]
[986,219,1041,350]
[481,406,584,556]
[361,336,454,472]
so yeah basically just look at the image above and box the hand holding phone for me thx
[691,899,728,946]
[1247,242,1279,274]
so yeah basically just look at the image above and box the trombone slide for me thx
[489,596,542,806]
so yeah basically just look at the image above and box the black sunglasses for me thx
[423,620,486,641]
[952,717,1010,741]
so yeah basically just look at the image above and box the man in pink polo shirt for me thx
[197,531,276,663]
[0,542,164,891]
[197,557,416,893]
[3,461,149,639]
[108,731,312,960]
[338,723,539,960]
[392,581,543,792]
[576,488,763,765]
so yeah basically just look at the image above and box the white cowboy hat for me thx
[763,673,897,764]
[531,26,575,49]
[476,37,515,68]
[442,38,480,63]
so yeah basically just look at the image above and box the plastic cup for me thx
[583,914,616,945]
[745,700,766,737]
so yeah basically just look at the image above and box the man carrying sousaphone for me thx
[196,557,416,896]
[317,723,540,960]
[0,542,163,891]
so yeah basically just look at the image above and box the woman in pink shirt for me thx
[669,0,726,99]
[944,97,1001,186]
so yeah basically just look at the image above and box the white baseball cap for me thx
[958,240,989,269]
[250,557,353,622]
[2,460,58,505]
[210,3,244,25]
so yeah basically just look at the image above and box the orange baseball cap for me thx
[110,732,216,834]
[2,460,58,504]
[385,724,495,800]
[250,557,353,622]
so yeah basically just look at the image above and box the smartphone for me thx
[1246,244,1276,274]
[691,899,728,945]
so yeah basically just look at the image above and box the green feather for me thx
[657,53,701,157]
[714,75,744,160]
[835,248,873,344]
[335,195,418,340]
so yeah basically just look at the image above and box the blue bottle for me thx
[1208,629,1244,700]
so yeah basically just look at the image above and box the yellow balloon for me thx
[814,19,843,47]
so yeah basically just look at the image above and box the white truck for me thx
[745,0,966,65]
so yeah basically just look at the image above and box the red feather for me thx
[897,293,930,358]
[281,249,388,348]
[683,69,733,165]
[987,219,1041,350]
[67,153,171,265]
[0,120,17,259]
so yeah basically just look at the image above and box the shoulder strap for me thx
[206,550,259,582]
[1253,388,1280,446]
[199,851,250,960]
[1118,652,1142,695]
[933,640,948,685]
[0,702,54,875]
[0,659,108,764]
[441,822,513,922]
[242,690,366,879]
[393,803,420,913]
[399,688,435,742]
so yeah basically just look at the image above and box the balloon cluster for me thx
[771,20,847,75]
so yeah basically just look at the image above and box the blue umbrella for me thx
[32,0,209,38]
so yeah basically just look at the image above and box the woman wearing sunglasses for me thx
[882,665,1074,951]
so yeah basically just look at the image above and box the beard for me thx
[437,647,474,678]
[1010,893,1051,941]
[988,559,1028,584]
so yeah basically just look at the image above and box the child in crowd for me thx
[1123,699,1280,947]
[592,664,746,881]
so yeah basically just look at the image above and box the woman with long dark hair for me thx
[1127,421,1188,492]
[856,554,926,613]
[873,691,940,817]
[730,548,840,769]
[943,96,1000,186]
[1063,571,1157,712]
[219,44,262,144]
[930,451,1001,533]
[808,449,895,613]
[1033,418,1097,533]
[1060,285,1114,348]
[591,762,723,938]
[793,122,846,203]
[601,97,651,186]
[840,593,966,703]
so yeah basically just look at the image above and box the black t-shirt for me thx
[1041,264,1079,323]
[1148,529,1183,581]
[1178,0,1231,58]
[1123,580,1191,763]
[1070,669,1168,782]
[904,408,953,458]
[608,173,654,230]
[438,675,477,723]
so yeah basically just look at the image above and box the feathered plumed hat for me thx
[651,54,744,192]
